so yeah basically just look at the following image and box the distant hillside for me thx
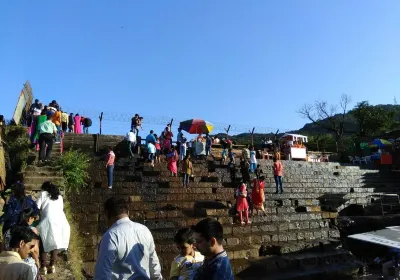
[212,104,400,144]
[298,104,400,135]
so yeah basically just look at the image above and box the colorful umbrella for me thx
[179,119,214,134]
[368,139,392,148]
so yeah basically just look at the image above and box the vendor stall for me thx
[280,133,308,160]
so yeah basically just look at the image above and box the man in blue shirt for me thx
[192,218,234,280]
[145,130,156,145]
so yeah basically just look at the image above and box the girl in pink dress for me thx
[74,114,82,134]
[167,147,178,177]
[236,183,250,225]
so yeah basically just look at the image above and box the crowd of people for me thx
[119,115,286,227]
[0,181,70,279]
[26,99,92,164]
[0,191,234,279]
[0,107,285,279]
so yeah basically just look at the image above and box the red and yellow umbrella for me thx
[179,119,214,134]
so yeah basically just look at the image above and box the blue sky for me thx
[1,1,400,137]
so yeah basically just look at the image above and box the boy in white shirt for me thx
[125,130,136,158]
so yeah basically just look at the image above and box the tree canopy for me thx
[350,101,398,139]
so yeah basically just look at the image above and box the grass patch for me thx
[56,150,90,193]
[64,200,85,280]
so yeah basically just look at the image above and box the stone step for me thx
[23,176,64,185]
[154,229,336,255]
[24,165,61,172]
[23,169,63,177]
[149,218,330,240]
[24,181,65,191]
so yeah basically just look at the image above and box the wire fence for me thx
[62,106,296,136]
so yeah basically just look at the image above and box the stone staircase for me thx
[24,143,64,193]
[22,141,74,279]
[62,133,400,278]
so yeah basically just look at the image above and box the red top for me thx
[165,131,173,140]
[107,151,115,166]
[273,161,283,176]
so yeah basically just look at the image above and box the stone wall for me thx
[62,133,384,277]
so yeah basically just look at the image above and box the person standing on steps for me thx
[83,117,92,134]
[273,157,283,194]
[146,130,156,145]
[106,146,115,189]
[205,134,215,161]
[0,226,39,280]
[241,145,250,162]
[68,113,75,133]
[249,146,257,173]
[61,110,68,133]
[181,154,193,188]
[38,115,58,164]
[94,197,162,280]
[36,182,70,276]
[73,114,82,134]
[51,108,62,143]
[176,127,184,155]
[192,218,234,280]
[125,129,136,158]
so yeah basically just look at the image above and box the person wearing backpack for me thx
[83,117,92,134]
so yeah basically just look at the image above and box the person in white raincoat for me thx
[36,181,70,275]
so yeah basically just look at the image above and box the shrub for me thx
[56,150,90,194]
[2,125,31,182]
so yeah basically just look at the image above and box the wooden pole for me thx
[99,112,103,135]
[249,127,255,146]
[224,125,231,139]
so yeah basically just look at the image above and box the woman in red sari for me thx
[252,176,267,216]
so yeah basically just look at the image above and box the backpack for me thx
[85,118,92,127]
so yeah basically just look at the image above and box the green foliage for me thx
[306,134,354,153]
[56,150,90,194]
[350,101,398,139]
[3,125,31,173]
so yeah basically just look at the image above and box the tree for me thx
[298,94,351,152]
[350,101,397,139]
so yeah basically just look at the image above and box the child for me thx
[180,138,187,161]
[170,228,204,280]
[240,157,250,185]
[154,135,161,164]
[220,148,227,165]
[147,141,156,167]
[228,148,236,165]
[235,183,250,225]
[181,154,193,188]
[249,146,257,173]
[252,176,267,216]
[255,164,263,179]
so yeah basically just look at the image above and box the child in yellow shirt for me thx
[170,228,204,280]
